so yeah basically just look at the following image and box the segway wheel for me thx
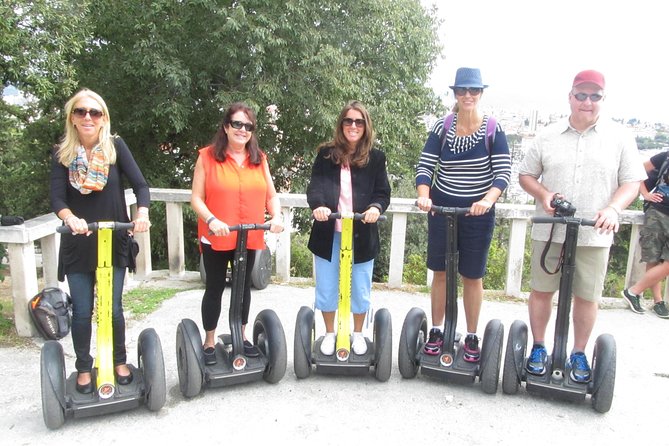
[398,307,427,379]
[373,308,393,382]
[254,309,287,384]
[591,333,616,413]
[176,319,204,397]
[479,319,504,394]
[293,306,314,379]
[502,320,528,395]
[40,341,66,429]
[138,328,166,411]
[251,248,272,290]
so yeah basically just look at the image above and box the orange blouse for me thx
[197,146,268,251]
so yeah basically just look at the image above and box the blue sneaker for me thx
[568,352,591,383]
[526,345,547,375]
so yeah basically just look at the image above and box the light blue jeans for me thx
[314,232,374,313]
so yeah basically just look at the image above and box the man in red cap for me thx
[518,70,646,383]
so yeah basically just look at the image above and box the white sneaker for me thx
[351,332,367,355]
[320,332,336,355]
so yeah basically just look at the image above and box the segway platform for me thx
[64,365,144,418]
[313,336,376,376]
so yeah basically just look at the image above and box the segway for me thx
[40,222,166,429]
[502,215,617,413]
[398,205,504,394]
[293,212,392,382]
[176,223,287,397]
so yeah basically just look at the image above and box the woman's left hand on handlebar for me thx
[470,198,493,216]
[362,207,380,224]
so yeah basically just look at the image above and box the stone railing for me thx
[0,188,648,337]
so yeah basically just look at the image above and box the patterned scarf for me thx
[68,145,109,194]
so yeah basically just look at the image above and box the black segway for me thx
[176,223,287,397]
[293,212,392,382]
[502,214,617,413]
[41,222,166,429]
[398,206,504,394]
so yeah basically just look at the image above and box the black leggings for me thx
[201,243,256,331]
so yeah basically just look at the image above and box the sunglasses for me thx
[72,107,104,119]
[572,92,603,102]
[342,118,366,127]
[229,120,255,132]
[453,87,483,97]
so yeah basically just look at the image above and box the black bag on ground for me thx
[29,287,72,340]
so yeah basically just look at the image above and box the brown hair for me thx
[318,100,375,168]
[210,102,261,164]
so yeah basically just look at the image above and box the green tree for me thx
[69,0,441,269]
[0,0,91,218]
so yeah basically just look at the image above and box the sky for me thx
[422,0,668,123]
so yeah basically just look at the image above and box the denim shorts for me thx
[426,209,495,279]
[314,232,374,314]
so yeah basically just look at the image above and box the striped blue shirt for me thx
[416,114,511,204]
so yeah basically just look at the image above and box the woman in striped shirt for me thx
[415,67,511,362]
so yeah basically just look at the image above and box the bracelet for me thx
[607,204,622,215]
[137,208,149,216]
[206,215,216,225]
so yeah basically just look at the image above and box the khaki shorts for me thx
[530,240,610,303]
[639,207,669,263]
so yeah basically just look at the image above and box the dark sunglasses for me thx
[342,118,366,127]
[453,87,483,97]
[572,92,603,102]
[72,107,104,119]
[229,120,255,132]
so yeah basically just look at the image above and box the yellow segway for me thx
[293,212,392,381]
[40,222,166,429]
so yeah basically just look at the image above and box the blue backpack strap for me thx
[485,116,496,153]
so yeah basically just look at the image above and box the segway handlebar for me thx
[227,223,272,231]
[56,221,135,233]
[328,212,387,221]
[428,205,470,216]
[531,216,597,227]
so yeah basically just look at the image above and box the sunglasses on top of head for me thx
[342,118,366,127]
[453,87,483,97]
[229,120,255,132]
[572,92,603,102]
[72,107,104,119]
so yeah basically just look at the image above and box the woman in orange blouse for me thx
[191,102,283,363]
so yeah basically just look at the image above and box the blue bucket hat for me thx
[449,67,488,89]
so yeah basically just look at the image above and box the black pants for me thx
[200,243,256,331]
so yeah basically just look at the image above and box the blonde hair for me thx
[56,89,116,166]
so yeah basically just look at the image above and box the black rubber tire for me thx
[293,306,314,379]
[254,309,287,384]
[40,341,66,429]
[502,320,528,395]
[138,328,166,411]
[251,248,272,290]
[591,333,616,413]
[479,319,504,394]
[373,308,393,382]
[398,307,427,379]
[175,319,203,397]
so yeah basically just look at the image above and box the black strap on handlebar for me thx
[540,223,563,275]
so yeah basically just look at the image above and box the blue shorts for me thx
[314,232,374,313]
[426,208,495,279]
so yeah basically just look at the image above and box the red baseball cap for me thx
[572,70,605,89]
